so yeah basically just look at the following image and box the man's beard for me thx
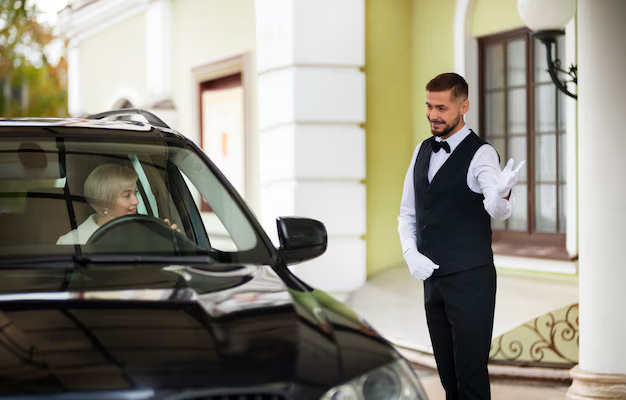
[431,113,461,137]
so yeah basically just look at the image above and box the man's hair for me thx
[84,164,138,212]
[426,73,468,102]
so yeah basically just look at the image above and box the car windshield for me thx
[0,129,272,265]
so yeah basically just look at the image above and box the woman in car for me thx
[57,163,142,245]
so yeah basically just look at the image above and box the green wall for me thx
[472,0,524,37]
[411,0,456,144]
[365,0,413,276]
[364,0,531,278]
[365,0,456,276]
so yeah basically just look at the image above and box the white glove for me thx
[497,159,526,198]
[404,248,439,280]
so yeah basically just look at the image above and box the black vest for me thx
[413,131,493,276]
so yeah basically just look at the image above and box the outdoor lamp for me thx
[518,0,578,99]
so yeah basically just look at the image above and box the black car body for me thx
[0,111,427,400]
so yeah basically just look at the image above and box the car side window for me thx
[169,147,258,253]
[133,153,242,253]
[178,170,238,252]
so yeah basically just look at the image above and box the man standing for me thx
[398,72,524,400]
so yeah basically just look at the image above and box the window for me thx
[479,29,568,259]
[0,133,270,264]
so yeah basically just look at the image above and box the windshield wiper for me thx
[0,254,215,269]
[0,256,80,269]
[71,254,216,266]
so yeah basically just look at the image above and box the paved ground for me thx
[346,264,579,353]
[343,265,578,398]
[413,364,571,399]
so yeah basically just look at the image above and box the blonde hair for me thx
[84,164,138,213]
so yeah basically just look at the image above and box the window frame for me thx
[478,28,570,260]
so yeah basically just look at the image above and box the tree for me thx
[0,0,67,117]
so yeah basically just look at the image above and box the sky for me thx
[31,0,68,26]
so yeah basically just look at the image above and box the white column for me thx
[145,0,173,102]
[255,0,366,295]
[564,16,578,258]
[144,0,177,127]
[569,0,626,397]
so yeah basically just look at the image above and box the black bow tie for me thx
[432,140,450,153]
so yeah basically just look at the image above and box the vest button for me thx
[425,208,430,213]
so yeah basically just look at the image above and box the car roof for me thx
[0,117,150,130]
[0,116,185,140]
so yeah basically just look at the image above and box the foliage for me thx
[0,0,67,117]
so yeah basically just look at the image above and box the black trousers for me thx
[424,264,496,400]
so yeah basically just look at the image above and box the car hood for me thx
[0,264,396,399]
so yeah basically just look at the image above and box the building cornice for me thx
[59,0,151,43]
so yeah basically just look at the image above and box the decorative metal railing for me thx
[489,303,579,368]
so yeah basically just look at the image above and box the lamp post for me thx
[518,0,578,99]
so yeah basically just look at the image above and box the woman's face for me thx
[107,181,139,219]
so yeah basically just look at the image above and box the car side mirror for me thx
[276,217,327,265]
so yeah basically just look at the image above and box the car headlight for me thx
[320,359,428,400]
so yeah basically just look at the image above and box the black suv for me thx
[0,110,428,400]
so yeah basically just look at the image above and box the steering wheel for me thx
[87,214,199,254]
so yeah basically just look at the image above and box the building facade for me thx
[59,0,626,396]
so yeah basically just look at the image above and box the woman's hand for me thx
[163,218,182,233]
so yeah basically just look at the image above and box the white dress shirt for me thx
[398,124,513,256]
[56,214,100,245]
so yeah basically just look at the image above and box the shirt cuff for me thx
[503,193,515,219]
[483,193,515,220]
